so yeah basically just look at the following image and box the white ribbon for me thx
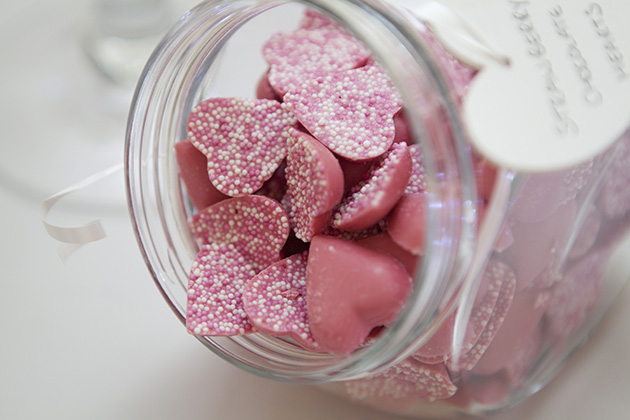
[41,163,124,262]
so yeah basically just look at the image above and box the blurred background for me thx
[0,0,628,419]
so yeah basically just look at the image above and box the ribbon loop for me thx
[41,163,123,262]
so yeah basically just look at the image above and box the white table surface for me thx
[1,1,629,419]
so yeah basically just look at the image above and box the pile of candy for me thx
[173,9,630,410]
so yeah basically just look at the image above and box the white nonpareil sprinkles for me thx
[187,98,297,197]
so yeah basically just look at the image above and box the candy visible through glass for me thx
[171,5,630,412]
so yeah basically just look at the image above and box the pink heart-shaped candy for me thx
[545,249,609,342]
[186,243,257,336]
[285,128,344,242]
[242,252,319,351]
[345,359,457,404]
[174,140,229,211]
[284,65,403,161]
[405,144,427,194]
[502,201,577,291]
[306,235,412,354]
[387,193,427,255]
[189,196,290,271]
[263,27,370,96]
[471,289,548,375]
[187,98,297,197]
[412,260,508,365]
[448,264,517,372]
[298,9,336,31]
[332,143,412,231]
[357,232,420,276]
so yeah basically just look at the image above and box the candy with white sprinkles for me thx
[170,7,630,410]
[187,97,297,197]
[545,249,609,341]
[298,9,336,31]
[413,260,507,365]
[345,359,457,403]
[284,65,403,161]
[285,128,344,242]
[405,144,427,194]
[242,252,318,350]
[186,243,257,336]
[331,142,412,232]
[263,27,370,96]
[472,289,549,376]
[448,267,516,372]
[189,196,290,271]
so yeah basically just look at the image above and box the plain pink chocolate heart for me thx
[387,193,427,255]
[174,140,229,211]
[357,232,420,276]
[285,128,344,242]
[306,235,412,354]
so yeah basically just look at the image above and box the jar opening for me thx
[126,0,481,383]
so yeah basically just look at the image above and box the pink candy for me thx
[285,128,344,241]
[187,243,257,336]
[331,143,412,231]
[284,65,403,161]
[387,193,426,255]
[346,359,457,404]
[190,196,290,271]
[263,27,370,96]
[187,98,297,197]
[172,8,629,411]
[306,235,412,354]
[242,252,318,350]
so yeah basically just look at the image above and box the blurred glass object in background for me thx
[83,0,176,85]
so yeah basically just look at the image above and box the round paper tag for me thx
[406,0,630,172]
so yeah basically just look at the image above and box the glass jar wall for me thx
[125,0,630,417]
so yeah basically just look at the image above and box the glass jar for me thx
[125,0,630,417]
